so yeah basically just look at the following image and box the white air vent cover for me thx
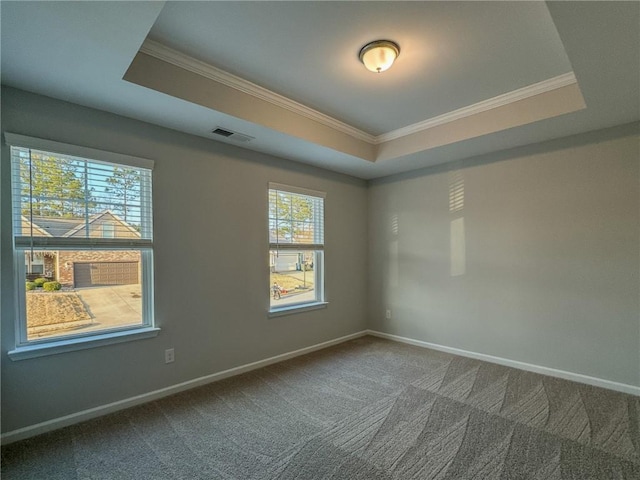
[212,127,254,143]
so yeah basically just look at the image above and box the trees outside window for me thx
[19,152,87,217]
[105,167,141,223]
[8,134,154,351]
[268,184,325,311]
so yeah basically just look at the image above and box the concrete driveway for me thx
[75,284,142,332]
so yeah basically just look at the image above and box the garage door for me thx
[74,262,139,287]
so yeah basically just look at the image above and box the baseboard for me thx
[367,330,640,396]
[1,330,368,445]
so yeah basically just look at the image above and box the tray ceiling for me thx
[1,2,638,179]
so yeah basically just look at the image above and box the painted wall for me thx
[369,124,640,387]
[0,87,369,433]
[2,86,638,436]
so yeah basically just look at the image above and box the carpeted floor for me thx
[2,336,639,479]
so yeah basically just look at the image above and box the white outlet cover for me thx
[165,348,175,363]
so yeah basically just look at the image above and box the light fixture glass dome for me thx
[359,40,400,73]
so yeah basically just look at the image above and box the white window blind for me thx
[9,140,153,250]
[268,183,324,251]
[6,133,156,352]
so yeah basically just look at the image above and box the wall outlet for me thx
[164,348,175,364]
[385,309,392,319]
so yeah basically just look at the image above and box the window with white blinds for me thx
[5,133,156,356]
[268,183,325,312]
[268,184,325,251]
[9,137,152,250]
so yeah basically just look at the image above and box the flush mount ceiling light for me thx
[359,40,400,73]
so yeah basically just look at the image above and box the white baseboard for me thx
[367,330,640,396]
[1,330,368,445]
[5,329,636,445]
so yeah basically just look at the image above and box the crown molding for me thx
[375,72,578,144]
[140,39,376,144]
[140,40,577,150]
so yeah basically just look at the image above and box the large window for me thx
[7,133,155,356]
[268,183,325,312]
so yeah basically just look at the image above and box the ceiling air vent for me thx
[211,127,254,143]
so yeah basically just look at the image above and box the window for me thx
[6,133,156,357]
[102,222,115,238]
[25,252,45,275]
[268,183,325,313]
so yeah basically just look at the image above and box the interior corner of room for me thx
[0,1,639,465]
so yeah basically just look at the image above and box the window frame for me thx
[5,133,159,360]
[102,222,115,238]
[268,182,327,316]
[24,252,45,274]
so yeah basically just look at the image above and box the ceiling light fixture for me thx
[359,40,400,73]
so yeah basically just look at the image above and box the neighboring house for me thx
[22,210,141,287]
[268,230,315,272]
[270,251,303,273]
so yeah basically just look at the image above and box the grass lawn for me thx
[271,272,314,292]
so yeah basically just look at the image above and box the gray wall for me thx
[369,125,640,387]
[0,87,369,432]
[2,86,638,435]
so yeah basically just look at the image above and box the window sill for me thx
[8,327,160,361]
[268,302,328,318]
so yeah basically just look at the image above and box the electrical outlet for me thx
[385,309,392,319]
[165,348,175,364]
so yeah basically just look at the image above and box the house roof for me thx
[62,211,140,238]
[1,2,638,179]
[26,216,82,237]
[23,210,139,238]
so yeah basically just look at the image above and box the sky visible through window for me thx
[268,187,324,309]
[15,147,146,236]
[11,145,153,343]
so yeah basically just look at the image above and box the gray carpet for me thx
[2,336,639,479]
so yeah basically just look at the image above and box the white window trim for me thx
[4,132,154,170]
[11,245,156,357]
[268,251,326,315]
[268,182,326,199]
[8,327,160,361]
[268,183,325,315]
[7,133,157,358]
[268,301,328,318]
[25,253,45,273]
